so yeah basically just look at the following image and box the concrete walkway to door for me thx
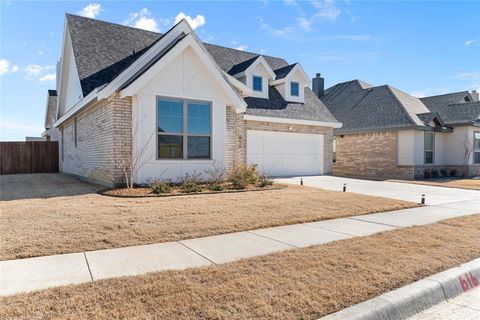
[1,177,478,297]
[275,176,480,205]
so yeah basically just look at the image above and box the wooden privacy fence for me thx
[0,141,59,174]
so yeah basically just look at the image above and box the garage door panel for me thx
[247,130,323,177]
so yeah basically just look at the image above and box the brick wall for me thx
[245,120,334,175]
[225,106,247,175]
[59,93,132,186]
[333,130,414,179]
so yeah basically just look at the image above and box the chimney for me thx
[312,73,324,98]
[470,90,479,101]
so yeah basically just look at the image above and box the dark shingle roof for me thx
[227,56,259,75]
[66,14,288,96]
[245,88,337,123]
[64,14,337,124]
[274,63,297,80]
[420,91,472,112]
[434,101,480,125]
[322,80,430,133]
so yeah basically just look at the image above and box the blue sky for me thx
[1,0,479,141]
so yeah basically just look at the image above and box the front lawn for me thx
[0,185,418,260]
[390,178,480,190]
[1,214,478,320]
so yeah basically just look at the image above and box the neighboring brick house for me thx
[43,14,341,186]
[316,76,480,180]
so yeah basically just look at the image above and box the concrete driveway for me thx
[276,176,480,206]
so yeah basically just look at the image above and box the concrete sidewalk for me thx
[1,199,478,297]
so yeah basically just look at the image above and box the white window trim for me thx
[474,131,480,164]
[156,96,212,160]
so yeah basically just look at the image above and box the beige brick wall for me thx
[59,93,132,186]
[333,130,414,180]
[245,120,334,175]
[225,107,247,175]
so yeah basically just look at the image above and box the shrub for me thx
[431,169,439,178]
[423,169,431,179]
[229,165,260,189]
[178,172,204,193]
[208,184,224,192]
[259,174,273,188]
[449,169,457,177]
[151,181,172,194]
[205,164,226,185]
[440,169,448,178]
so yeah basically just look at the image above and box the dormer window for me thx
[253,76,263,92]
[291,82,299,97]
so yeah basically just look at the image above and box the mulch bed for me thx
[100,183,286,198]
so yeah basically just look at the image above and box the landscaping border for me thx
[98,184,287,198]
[319,257,480,320]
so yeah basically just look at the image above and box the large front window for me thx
[424,132,434,164]
[474,132,480,164]
[157,98,211,159]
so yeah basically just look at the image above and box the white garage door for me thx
[247,130,324,177]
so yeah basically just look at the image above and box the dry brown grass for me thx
[1,214,479,320]
[0,183,417,260]
[390,178,480,190]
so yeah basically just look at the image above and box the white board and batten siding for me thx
[131,46,231,184]
[247,130,324,177]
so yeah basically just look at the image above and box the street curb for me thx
[318,257,480,320]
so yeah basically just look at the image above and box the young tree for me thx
[459,133,473,178]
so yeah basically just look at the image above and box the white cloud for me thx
[11,65,19,72]
[259,18,294,37]
[124,8,161,32]
[235,45,248,51]
[311,0,341,20]
[410,88,448,98]
[0,59,10,76]
[174,12,206,30]
[78,3,102,19]
[297,17,312,31]
[454,71,480,81]
[39,73,56,82]
[465,39,479,46]
[284,0,298,6]
[24,64,43,77]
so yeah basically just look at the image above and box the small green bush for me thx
[208,184,224,192]
[259,175,273,188]
[178,172,204,193]
[151,181,172,194]
[229,165,260,189]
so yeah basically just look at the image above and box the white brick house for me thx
[43,14,341,186]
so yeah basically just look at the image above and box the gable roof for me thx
[420,91,472,112]
[274,63,297,80]
[322,80,430,133]
[61,14,339,126]
[227,56,258,76]
[434,101,480,126]
[66,14,288,97]
[245,87,337,123]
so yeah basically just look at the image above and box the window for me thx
[290,82,299,97]
[252,76,263,92]
[424,132,434,164]
[474,132,480,164]
[157,98,211,159]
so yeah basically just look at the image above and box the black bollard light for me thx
[343,183,346,192]
[300,178,303,186]
[421,194,425,205]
